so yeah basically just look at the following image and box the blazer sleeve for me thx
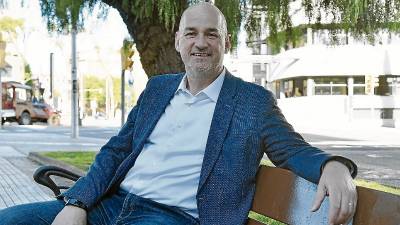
[59,90,145,208]
[261,94,357,184]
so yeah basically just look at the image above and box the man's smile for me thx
[191,53,211,57]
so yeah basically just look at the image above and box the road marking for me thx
[331,145,363,148]
[0,141,100,146]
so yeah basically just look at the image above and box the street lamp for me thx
[71,27,79,138]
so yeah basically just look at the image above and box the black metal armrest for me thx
[33,165,82,196]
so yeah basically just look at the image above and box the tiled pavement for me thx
[0,147,52,209]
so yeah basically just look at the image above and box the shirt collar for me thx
[176,68,226,103]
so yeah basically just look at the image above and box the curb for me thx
[28,152,85,177]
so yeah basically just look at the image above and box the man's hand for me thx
[51,205,87,225]
[311,160,357,225]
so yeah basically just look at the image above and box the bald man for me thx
[0,3,357,225]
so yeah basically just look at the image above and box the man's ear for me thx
[225,34,231,54]
[175,32,180,52]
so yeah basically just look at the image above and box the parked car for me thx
[1,81,60,125]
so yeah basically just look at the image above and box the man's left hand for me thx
[311,160,357,225]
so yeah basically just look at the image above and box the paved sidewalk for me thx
[0,156,52,209]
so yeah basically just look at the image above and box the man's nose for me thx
[194,35,208,50]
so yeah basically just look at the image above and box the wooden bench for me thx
[34,165,400,225]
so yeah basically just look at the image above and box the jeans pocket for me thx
[114,209,135,225]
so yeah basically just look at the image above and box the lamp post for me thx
[120,39,134,127]
[71,27,79,138]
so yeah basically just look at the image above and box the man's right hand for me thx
[51,205,87,225]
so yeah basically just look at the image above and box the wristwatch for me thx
[63,197,87,210]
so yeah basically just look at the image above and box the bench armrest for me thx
[33,165,81,196]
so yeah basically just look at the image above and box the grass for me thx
[42,152,399,225]
[248,211,286,225]
[355,179,400,195]
[40,151,97,171]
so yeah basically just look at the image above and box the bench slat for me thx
[249,166,400,225]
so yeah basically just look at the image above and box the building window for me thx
[6,88,13,101]
[393,77,400,95]
[283,80,293,97]
[282,78,307,97]
[15,88,29,102]
[381,108,394,119]
[253,63,267,86]
[314,77,347,95]
[353,76,365,95]
[377,76,400,96]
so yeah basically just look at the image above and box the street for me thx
[0,122,399,187]
[0,123,118,153]
[302,133,400,187]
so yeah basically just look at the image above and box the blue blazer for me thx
[63,71,339,224]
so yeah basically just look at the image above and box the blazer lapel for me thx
[197,71,238,192]
[135,74,184,149]
[109,74,184,189]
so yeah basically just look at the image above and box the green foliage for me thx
[215,0,244,47]
[244,0,400,53]
[304,0,400,41]
[24,63,33,85]
[0,16,24,34]
[39,0,106,32]
[84,75,106,110]
[83,75,136,115]
[121,0,186,31]
[36,0,400,57]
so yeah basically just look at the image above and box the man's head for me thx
[175,2,230,78]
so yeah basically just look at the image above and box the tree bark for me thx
[102,0,186,77]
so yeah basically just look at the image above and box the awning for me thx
[269,44,400,81]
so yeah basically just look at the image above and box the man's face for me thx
[175,6,229,76]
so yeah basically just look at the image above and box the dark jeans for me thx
[0,189,199,225]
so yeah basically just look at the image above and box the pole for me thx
[50,53,54,98]
[71,27,79,138]
[121,69,125,127]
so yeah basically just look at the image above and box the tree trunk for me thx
[102,0,185,77]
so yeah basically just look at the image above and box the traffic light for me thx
[121,39,135,71]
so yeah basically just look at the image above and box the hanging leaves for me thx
[36,0,400,52]
[243,0,400,53]
[39,0,105,33]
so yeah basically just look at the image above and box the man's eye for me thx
[208,33,219,38]
[185,32,196,37]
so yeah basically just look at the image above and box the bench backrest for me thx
[247,166,400,225]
